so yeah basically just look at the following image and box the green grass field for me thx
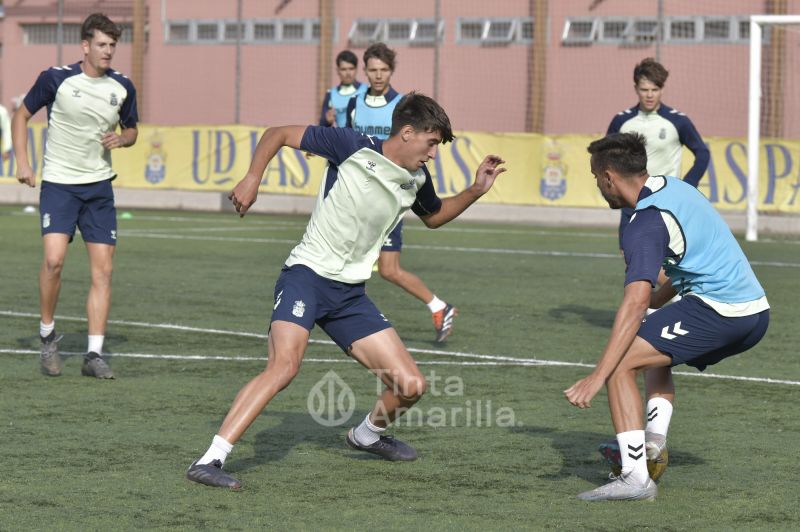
[1,204,798,530]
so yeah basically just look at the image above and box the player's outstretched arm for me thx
[229,125,307,217]
[564,280,651,408]
[12,104,35,187]
[419,154,506,228]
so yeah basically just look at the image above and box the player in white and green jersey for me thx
[186,93,507,490]
[13,13,138,379]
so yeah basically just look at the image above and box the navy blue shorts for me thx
[638,295,769,371]
[271,264,393,353]
[381,220,403,252]
[40,179,117,245]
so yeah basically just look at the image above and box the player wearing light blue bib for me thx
[598,59,711,486]
[566,133,768,502]
[13,13,138,380]
[346,86,401,139]
[346,42,457,343]
[186,93,507,490]
[319,50,367,128]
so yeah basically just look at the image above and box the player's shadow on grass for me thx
[549,305,616,329]
[232,411,343,473]
[510,425,705,483]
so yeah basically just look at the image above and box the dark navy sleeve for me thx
[607,115,622,135]
[23,69,60,115]
[319,90,332,127]
[622,207,670,287]
[345,96,357,129]
[300,125,370,166]
[676,115,709,187]
[606,108,629,134]
[118,79,138,129]
[411,165,442,217]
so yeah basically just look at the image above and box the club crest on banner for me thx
[145,131,166,184]
[540,140,567,201]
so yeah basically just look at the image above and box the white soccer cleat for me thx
[577,473,657,502]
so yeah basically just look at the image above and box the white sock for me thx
[40,321,55,338]
[88,335,104,355]
[352,413,386,446]
[427,296,446,313]
[645,397,673,438]
[198,434,234,466]
[617,429,649,484]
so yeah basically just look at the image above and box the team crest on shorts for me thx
[292,300,306,318]
[42,213,51,228]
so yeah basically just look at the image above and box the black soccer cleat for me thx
[186,459,242,490]
[346,428,418,461]
[40,332,64,377]
[432,304,458,343]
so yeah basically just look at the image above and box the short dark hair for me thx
[336,50,358,68]
[633,57,669,88]
[363,42,396,71]
[587,133,648,177]
[81,13,121,42]
[390,92,454,143]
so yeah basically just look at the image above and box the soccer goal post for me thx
[747,14,800,241]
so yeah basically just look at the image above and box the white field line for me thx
[16,209,800,243]
[116,231,800,267]
[2,310,797,386]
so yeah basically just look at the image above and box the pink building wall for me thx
[1,0,797,138]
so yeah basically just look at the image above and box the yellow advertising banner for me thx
[2,124,799,213]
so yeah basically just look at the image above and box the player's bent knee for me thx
[266,357,302,385]
[379,268,401,283]
[396,374,427,401]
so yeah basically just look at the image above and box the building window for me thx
[561,18,598,45]
[703,18,731,41]
[519,19,535,42]
[167,22,190,42]
[224,22,245,42]
[253,22,277,42]
[348,18,443,47]
[196,22,219,42]
[348,19,382,46]
[599,19,628,41]
[624,19,659,43]
[667,19,696,41]
[563,15,754,46]
[457,18,532,45]
[738,19,751,40]
[165,19,324,44]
